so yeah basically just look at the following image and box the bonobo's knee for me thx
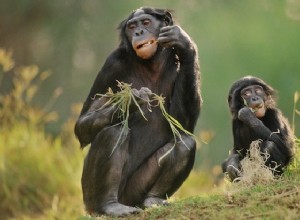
[159,135,195,168]
[176,135,196,157]
[261,141,276,154]
[261,141,285,174]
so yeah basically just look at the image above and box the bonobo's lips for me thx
[250,103,264,110]
[136,40,156,50]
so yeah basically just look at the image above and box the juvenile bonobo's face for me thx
[241,85,267,118]
[125,9,161,59]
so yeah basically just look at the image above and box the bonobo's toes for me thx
[143,197,169,208]
[102,202,142,216]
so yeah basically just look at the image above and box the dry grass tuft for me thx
[236,140,276,186]
[225,140,278,194]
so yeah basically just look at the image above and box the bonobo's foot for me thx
[143,197,169,208]
[102,202,142,216]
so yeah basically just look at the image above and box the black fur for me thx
[222,76,295,181]
[75,7,201,216]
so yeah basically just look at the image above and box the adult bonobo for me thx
[75,7,201,216]
[222,76,295,182]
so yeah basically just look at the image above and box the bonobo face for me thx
[125,10,161,59]
[241,85,267,118]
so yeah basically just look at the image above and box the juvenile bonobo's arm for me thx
[158,25,201,131]
[238,107,285,146]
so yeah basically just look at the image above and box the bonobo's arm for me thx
[238,107,286,147]
[75,96,116,147]
[158,25,201,132]
[75,87,152,148]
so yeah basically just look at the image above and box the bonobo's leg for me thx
[81,126,142,216]
[222,154,242,182]
[260,141,286,176]
[119,134,196,208]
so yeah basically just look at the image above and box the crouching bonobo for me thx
[75,7,202,216]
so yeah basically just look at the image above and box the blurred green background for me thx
[1,0,300,218]
[1,0,299,170]
[1,0,300,169]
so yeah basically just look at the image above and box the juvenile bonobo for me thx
[75,7,201,216]
[222,76,295,182]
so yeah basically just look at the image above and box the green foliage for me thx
[0,49,61,128]
[0,49,84,219]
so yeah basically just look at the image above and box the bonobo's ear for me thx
[228,95,232,106]
[163,11,173,26]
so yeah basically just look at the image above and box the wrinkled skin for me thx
[75,7,201,216]
[222,76,295,182]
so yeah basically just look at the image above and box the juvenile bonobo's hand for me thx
[157,25,194,53]
[238,107,257,124]
[225,154,242,182]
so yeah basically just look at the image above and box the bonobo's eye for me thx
[142,19,151,26]
[254,86,264,95]
[127,22,137,30]
[242,90,252,97]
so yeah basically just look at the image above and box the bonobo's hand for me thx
[157,25,194,53]
[225,154,242,182]
[238,107,257,123]
[88,96,112,113]
[131,87,153,111]
[132,87,152,102]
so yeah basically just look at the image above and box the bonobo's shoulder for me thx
[104,47,129,66]
[96,47,129,82]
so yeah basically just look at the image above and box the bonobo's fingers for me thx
[88,96,111,113]
[224,154,242,182]
[136,87,153,101]
[226,165,242,182]
[237,107,255,122]
[157,25,191,50]
[132,87,153,104]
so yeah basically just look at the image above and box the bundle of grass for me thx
[232,140,277,187]
[94,81,193,160]
[93,81,148,156]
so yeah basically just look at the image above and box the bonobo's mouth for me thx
[136,40,156,49]
[250,103,264,111]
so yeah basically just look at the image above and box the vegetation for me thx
[0,49,84,219]
[83,168,300,220]
[85,140,300,220]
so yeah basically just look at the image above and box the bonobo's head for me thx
[119,7,173,59]
[228,76,276,118]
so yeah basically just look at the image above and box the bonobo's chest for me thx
[128,65,177,95]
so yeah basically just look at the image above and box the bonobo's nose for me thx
[135,29,144,36]
[251,96,259,102]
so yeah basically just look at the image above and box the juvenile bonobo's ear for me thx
[227,95,232,106]
[163,11,173,26]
